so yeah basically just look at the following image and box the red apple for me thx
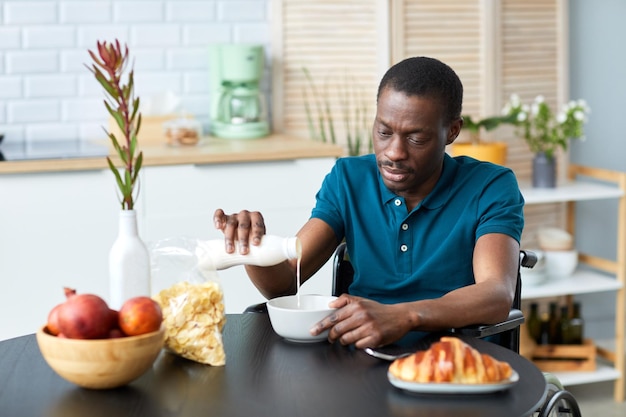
[118,297,163,336]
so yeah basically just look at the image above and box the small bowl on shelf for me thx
[543,249,578,279]
[267,294,337,343]
[36,325,165,389]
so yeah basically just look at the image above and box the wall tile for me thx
[5,51,58,74]
[62,98,105,121]
[166,1,216,22]
[60,1,112,23]
[79,122,108,140]
[133,48,166,71]
[24,27,76,49]
[26,123,79,141]
[183,24,231,45]
[131,25,181,47]
[134,72,182,96]
[8,99,60,123]
[24,74,76,98]
[0,76,22,98]
[114,1,164,23]
[4,1,57,24]
[77,74,103,97]
[77,25,130,48]
[0,28,21,49]
[166,47,209,70]
[0,125,25,143]
[0,102,5,124]
[218,1,266,21]
[184,72,211,94]
[61,49,93,73]
[233,23,270,44]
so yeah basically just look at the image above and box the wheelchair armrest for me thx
[244,302,268,314]
[454,309,524,338]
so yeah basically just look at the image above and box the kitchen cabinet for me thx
[0,169,120,341]
[520,164,626,401]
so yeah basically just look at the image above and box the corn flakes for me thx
[154,281,226,366]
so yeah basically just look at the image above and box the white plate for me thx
[388,370,519,394]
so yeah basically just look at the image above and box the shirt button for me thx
[400,244,408,252]
[401,223,409,231]
[394,199,402,206]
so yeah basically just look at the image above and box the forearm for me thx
[244,261,298,299]
[406,280,514,332]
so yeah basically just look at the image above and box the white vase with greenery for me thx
[87,40,150,309]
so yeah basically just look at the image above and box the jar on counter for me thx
[163,118,202,146]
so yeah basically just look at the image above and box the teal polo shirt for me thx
[311,154,524,304]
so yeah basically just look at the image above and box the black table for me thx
[0,314,546,417]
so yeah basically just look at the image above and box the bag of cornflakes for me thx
[150,237,226,366]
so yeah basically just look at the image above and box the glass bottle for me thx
[547,302,561,344]
[526,302,542,344]
[538,314,551,345]
[558,305,570,345]
[564,302,584,344]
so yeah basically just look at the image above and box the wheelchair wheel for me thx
[536,382,582,417]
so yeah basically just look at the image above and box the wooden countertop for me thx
[0,134,345,174]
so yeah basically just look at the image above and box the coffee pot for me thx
[209,44,270,139]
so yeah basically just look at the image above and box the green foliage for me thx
[86,40,143,210]
[461,113,517,145]
[302,68,372,156]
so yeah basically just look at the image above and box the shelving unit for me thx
[520,164,626,402]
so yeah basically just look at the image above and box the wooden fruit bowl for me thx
[36,325,165,389]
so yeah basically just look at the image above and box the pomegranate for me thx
[46,287,77,336]
[118,296,163,336]
[57,293,115,339]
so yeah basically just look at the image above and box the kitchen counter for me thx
[0,134,343,341]
[0,134,345,174]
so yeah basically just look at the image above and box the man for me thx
[214,56,524,349]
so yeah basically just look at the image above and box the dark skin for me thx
[214,87,520,349]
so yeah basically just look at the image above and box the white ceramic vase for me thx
[109,210,151,310]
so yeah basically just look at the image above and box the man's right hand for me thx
[213,209,266,254]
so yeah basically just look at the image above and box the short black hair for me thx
[377,56,463,125]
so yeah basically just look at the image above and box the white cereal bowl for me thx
[266,294,337,343]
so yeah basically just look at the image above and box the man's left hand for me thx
[310,294,413,349]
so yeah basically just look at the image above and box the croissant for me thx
[388,336,513,384]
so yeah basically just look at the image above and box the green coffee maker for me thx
[209,44,270,139]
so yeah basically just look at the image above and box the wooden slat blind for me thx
[394,0,484,117]
[500,0,562,179]
[500,0,566,246]
[273,0,381,154]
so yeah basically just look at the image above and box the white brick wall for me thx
[0,0,271,145]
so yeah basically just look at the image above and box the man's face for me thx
[372,87,460,199]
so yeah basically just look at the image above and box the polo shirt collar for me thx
[379,154,458,210]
